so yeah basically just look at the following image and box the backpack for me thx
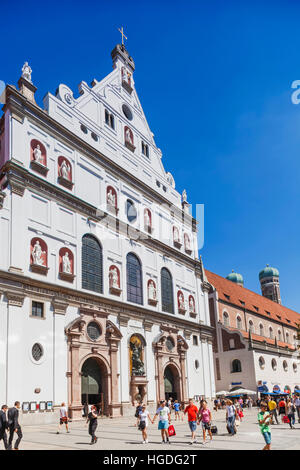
[135,406,142,418]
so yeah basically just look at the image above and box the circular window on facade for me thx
[126,199,137,223]
[195,360,200,370]
[165,337,175,351]
[122,104,133,121]
[259,356,265,369]
[293,363,298,373]
[271,358,277,371]
[283,360,288,372]
[32,343,43,362]
[87,322,101,341]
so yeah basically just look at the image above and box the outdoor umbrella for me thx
[228,388,256,395]
[216,390,229,396]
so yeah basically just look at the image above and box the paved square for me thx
[5,408,300,450]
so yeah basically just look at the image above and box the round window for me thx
[32,343,43,361]
[195,360,199,370]
[87,322,101,341]
[126,199,137,223]
[122,104,133,121]
[165,337,175,351]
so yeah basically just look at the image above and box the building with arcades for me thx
[0,43,215,423]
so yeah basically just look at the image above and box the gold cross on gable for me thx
[118,26,127,45]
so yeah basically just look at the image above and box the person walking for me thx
[57,402,70,434]
[86,405,98,445]
[285,399,296,429]
[138,404,153,444]
[268,398,278,425]
[134,401,143,427]
[257,402,272,450]
[294,395,300,423]
[153,400,171,444]
[198,400,213,445]
[226,399,238,436]
[173,400,181,421]
[0,405,8,450]
[184,398,199,445]
[7,401,22,450]
[278,397,286,423]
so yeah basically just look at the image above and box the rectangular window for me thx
[105,109,115,129]
[32,301,44,318]
[141,141,149,157]
[193,335,198,346]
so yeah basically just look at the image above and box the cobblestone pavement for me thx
[3,408,300,450]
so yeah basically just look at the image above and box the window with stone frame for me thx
[231,359,242,373]
[127,253,143,305]
[236,316,242,330]
[31,301,44,318]
[141,141,149,157]
[105,109,115,129]
[82,234,103,294]
[161,267,174,314]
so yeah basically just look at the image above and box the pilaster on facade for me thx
[5,289,25,307]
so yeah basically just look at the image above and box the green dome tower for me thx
[259,264,281,304]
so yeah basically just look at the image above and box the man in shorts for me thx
[258,402,271,450]
[57,402,70,434]
[184,398,199,444]
[153,400,171,444]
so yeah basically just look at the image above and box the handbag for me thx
[235,419,240,427]
[168,424,176,436]
[283,415,290,423]
[211,425,218,434]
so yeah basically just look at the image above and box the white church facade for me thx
[0,42,215,422]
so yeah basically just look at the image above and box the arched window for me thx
[223,312,229,327]
[248,320,254,334]
[286,332,289,344]
[269,327,273,339]
[82,234,103,293]
[127,253,143,305]
[231,359,242,373]
[259,324,264,337]
[236,316,242,330]
[278,330,282,341]
[271,358,277,370]
[161,268,174,314]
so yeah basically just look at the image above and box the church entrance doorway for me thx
[81,357,106,415]
[164,365,180,402]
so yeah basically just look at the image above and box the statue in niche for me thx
[32,240,46,266]
[60,159,71,180]
[178,292,185,310]
[22,61,32,82]
[130,337,145,376]
[107,188,116,207]
[148,280,156,300]
[189,297,195,313]
[62,251,71,274]
[33,144,43,164]
[125,127,134,146]
[182,189,187,203]
[173,227,180,243]
[144,210,151,229]
[109,266,119,288]
[122,67,131,85]
[184,234,191,251]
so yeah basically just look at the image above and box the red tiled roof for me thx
[206,270,300,330]
[227,327,295,351]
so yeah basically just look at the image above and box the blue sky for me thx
[1,0,300,310]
